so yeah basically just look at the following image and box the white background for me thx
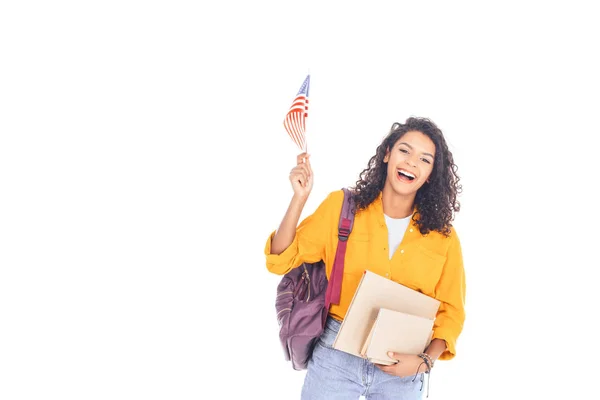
[1,1,599,399]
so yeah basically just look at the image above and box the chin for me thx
[391,185,417,197]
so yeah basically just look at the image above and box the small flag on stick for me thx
[283,75,310,152]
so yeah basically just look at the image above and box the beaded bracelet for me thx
[419,352,434,367]
[420,353,433,369]
[417,353,433,372]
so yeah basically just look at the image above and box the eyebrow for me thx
[398,142,435,159]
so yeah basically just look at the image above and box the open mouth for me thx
[397,169,416,182]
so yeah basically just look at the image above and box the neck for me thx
[381,184,416,219]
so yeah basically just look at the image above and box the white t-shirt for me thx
[384,213,412,259]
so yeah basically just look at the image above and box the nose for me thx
[405,157,417,168]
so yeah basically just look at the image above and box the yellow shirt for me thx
[265,189,466,360]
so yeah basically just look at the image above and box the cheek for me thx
[420,165,434,180]
[389,152,406,165]
[387,162,397,177]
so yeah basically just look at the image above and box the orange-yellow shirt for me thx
[264,189,466,360]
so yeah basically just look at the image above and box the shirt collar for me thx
[372,191,419,226]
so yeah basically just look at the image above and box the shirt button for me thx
[385,273,389,277]
[400,249,404,254]
[409,228,413,233]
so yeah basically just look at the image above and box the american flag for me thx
[283,75,310,152]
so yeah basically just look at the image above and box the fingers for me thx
[290,166,309,187]
[296,152,310,165]
[374,363,396,375]
[305,156,313,177]
[297,162,311,179]
[374,352,400,372]
[291,153,313,191]
[291,157,311,180]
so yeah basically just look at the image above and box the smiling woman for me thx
[265,117,465,400]
[353,118,461,235]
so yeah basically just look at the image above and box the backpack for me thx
[275,188,356,370]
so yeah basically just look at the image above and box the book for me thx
[359,308,434,365]
[332,270,440,359]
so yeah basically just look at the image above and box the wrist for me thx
[418,352,434,369]
[291,193,309,205]
[424,338,447,362]
[422,352,437,365]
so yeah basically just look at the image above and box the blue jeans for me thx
[301,317,425,400]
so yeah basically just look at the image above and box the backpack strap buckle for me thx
[338,217,352,241]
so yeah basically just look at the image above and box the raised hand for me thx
[289,152,313,199]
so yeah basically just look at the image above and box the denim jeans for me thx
[301,317,425,400]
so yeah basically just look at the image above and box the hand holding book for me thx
[359,307,435,365]
[374,352,428,378]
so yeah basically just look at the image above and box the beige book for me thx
[359,308,434,365]
[332,270,440,358]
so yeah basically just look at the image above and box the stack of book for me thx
[333,271,440,365]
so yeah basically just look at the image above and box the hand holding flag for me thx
[289,152,313,198]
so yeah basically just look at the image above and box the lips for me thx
[397,168,416,183]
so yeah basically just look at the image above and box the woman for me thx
[265,117,465,399]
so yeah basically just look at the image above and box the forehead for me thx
[395,130,436,155]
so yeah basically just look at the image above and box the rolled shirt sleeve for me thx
[431,229,466,360]
[264,191,342,275]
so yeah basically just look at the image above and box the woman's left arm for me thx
[376,229,466,377]
[429,229,466,361]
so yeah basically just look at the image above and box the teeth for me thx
[398,170,415,179]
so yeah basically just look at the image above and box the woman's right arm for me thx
[270,153,314,255]
[265,153,341,276]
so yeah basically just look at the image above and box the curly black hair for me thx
[352,117,462,236]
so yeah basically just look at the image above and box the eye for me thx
[421,158,431,164]
[399,148,409,154]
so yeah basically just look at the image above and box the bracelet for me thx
[416,361,429,375]
[418,353,434,371]
[416,353,433,397]
[419,352,434,367]
[416,356,430,374]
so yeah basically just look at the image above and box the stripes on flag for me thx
[283,75,310,151]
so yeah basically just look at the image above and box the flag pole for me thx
[306,68,310,155]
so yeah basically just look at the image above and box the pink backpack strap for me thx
[324,188,356,314]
